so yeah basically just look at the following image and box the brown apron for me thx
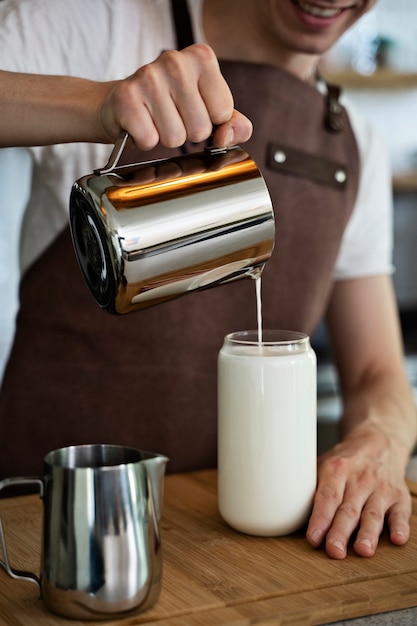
[0,9,359,480]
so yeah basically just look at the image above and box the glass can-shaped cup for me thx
[218,330,317,536]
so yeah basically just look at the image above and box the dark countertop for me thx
[329,607,417,625]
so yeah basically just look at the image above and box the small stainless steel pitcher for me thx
[69,133,275,314]
[0,444,168,620]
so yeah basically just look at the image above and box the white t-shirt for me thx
[0,0,393,277]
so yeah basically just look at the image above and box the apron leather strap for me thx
[171,0,195,49]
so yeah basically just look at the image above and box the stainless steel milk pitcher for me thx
[0,444,168,620]
[69,132,275,314]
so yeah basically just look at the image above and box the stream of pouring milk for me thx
[255,276,263,344]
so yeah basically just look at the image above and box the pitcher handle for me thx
[96,130,130,175]
[96,129,230,176]
[0,477,44,590]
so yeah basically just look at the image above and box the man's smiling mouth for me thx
[292,0,344,18]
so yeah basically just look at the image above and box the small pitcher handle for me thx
[0,477,43,590]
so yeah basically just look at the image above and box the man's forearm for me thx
[0,70,113,147]
[339,371,417,466]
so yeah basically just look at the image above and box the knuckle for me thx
[316,482,342,506]
[136,62,164,94]
[187,121,213,144]
[394,484,411,504]
[377,481,396,500]
[137,134,159,151]
[337,501,360,520]
[130,127,159,151]
[212,101,234,125]
[388,508,411,527]
[158,49,190,85]
[187,43,218,66]
[388,488,412,517]
[162,130,187,149]
[363,506,382,524]
[320,455,350,479]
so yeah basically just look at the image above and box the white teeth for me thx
[296,0,342,17]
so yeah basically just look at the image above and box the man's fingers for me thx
[212,110,253,148]
[326,491,385,559]
[307,463,412,559]
[306,473,346,550]
[102,45,253,149]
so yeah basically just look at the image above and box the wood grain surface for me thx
[1,470,417,625]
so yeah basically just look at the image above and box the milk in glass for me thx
[217,328,317,536]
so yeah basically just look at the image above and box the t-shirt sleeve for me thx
[0,0,116,78]
[333,98,394,280]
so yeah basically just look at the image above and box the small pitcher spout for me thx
[143,454,169,527]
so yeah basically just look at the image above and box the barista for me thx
[0,0,415,561]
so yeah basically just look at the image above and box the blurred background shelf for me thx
[321,69,417,90]
[393,171,417,193]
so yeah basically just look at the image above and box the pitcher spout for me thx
[143,454,169,526]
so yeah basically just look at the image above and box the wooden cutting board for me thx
[1,469,417,625]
